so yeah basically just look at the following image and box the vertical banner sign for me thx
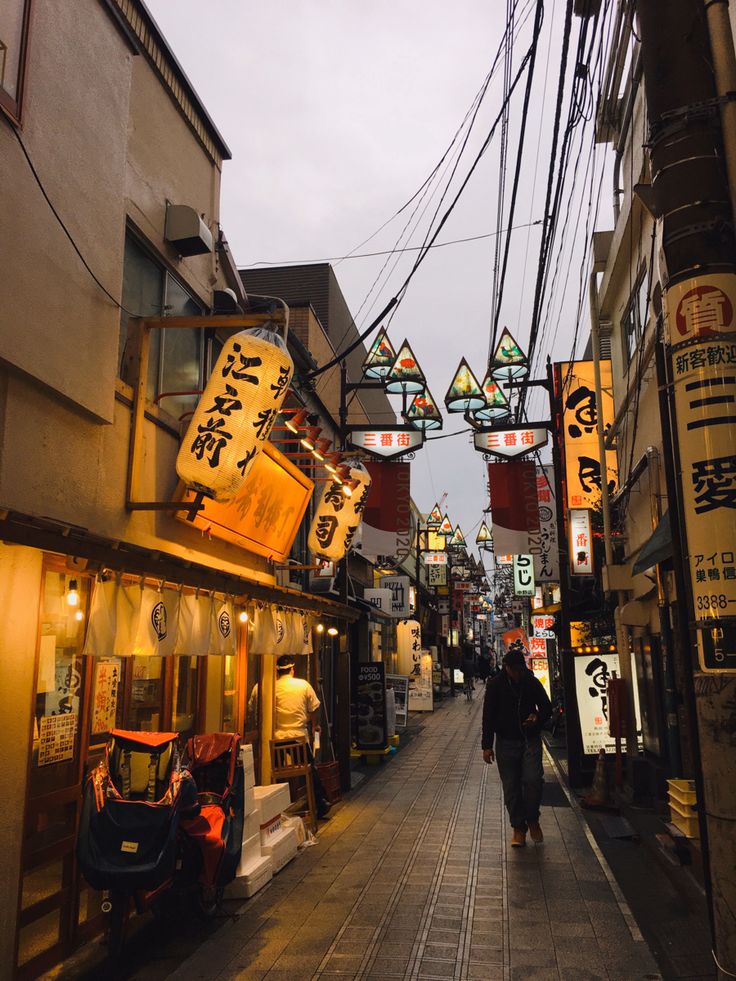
[385,674,409,728]
[513,554,535,596]
[557,361,618,508]
[360,462,412,563]
[568,509,593,575]
[354,662,388,750]
[488,461,539,556]
[664,274,736,672]
[529,465,560,582]
[428,564,447,587]
[574,652,643,754]
[409,652,434,712]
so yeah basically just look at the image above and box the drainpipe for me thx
[703,0,736,223]
[646,446,682,775]
[589,271,638,761]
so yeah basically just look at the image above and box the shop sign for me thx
[380,575,411,617]
[354,662,387,749]
[501,627,530,656]
[397,619,422,675]
[496,553,513,565]
[91,659,120,735]
[529,465,560,582]
[348,427,423,460]
[364,588,392,615]
[568,509,593,575]
[530,657,551,698]
[574,651,642,754]
[426,530,446,551]
[664,273,736,672]
[513,554,535,597]
[437,597,450,615]
[424,551,447,565]
[532,613,556,638]
[530,636,548,656]
[38,713,78,766]
[474,425,548,458]
[179,441,313,562]
[385,674,409,728]
[409,651,434,712]
[428,564,447,587]
[360,462,412,562]
[557,360,617,508]
[488,461,539,556]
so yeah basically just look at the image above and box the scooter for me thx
[77,729,243,954]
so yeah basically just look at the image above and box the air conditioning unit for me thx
[165,204,213,257]
[276,561,303,590]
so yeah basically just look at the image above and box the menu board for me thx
[354,662,388,749]
[386,674,409,729]
[38,713,78,766]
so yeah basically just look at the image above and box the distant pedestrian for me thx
[481,648,551,847]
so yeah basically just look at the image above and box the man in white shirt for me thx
[274,655,330,817]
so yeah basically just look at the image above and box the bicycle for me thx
[463,676,474,701]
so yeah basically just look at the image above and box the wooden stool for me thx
[270,737,317,833]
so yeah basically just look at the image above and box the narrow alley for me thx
[62,696,660,981]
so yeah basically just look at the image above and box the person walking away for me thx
[272,655,330,819]
[481,648,551,846]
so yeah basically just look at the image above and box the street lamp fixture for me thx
[283,407,309,433]
[444,358,486,412]
[300,426,322,451]
[384,339,426,395]
[474,372,511,422]
[490,328,529,381]
[311,437,333,461]
[324,451,343,474]
[475,521,492,547]
[362,327,397,380]
[405,385,443,430]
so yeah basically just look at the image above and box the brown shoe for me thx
[528,821,543,843]
[511,828,527,847]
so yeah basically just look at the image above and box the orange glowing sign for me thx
[178,442,313,562]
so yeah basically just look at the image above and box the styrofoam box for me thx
[261,825,298,873]
[245,787,256,814]
[260,814,282,846]
[228,853,273,899]
[254,784,291,826]
[244,809,260,840]
[241,831,261,860]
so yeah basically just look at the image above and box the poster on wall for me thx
[354,662,388,750]
[91,659,121,735]
[408,652,434,712]
[38,713,78,766]
[386,674,409,728]
[529,465,560,582]
[574,652,642,754]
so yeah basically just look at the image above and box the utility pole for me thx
[638,2,736,973]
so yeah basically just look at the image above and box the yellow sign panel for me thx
[426,530,446,551]
[559,361,618,509]
[664,274,736,672]
[178,442,313,562]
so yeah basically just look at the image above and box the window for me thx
[119,233,214,420]
[0,0,31,121]
[622,269,648,365]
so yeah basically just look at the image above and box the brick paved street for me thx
[132,693,661,981]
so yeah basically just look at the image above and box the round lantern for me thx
[307,459,372,562]
[176,327,293,502]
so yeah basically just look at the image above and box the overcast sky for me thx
[148,0,614,566]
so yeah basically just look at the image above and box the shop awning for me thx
[632,510,673,576]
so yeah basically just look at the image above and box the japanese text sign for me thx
[513,554,535,597]
[557,361,617,509]
[349,427,423,460]
[381,575,411,617]
[528,465,560,582]
[474,426,548,458]
[568,509,593,575]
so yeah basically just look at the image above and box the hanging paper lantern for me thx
[397,619,422,677]
[444,358,486,412]
[384,340,426,395]
[490,328,529,381]
[363,328,396,379]
[176,327,293,502]
[308,459,372,562]
[405,386,443,431]
[437,514,454,536]
[448,525,466,548]
[474,372,511,422]
[426,502,443,527]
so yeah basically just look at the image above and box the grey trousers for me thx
[495,736,544,831]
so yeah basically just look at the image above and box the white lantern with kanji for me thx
[397,619,422,677]
[176,327,293,502]
[307,459,372,562]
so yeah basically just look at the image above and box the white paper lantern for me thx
[397,619,422,677]
[307,460,372,562]
[176,327,293,502]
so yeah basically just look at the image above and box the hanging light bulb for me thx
[67,579,80,607]
[75,610,84,622]
[327,626,339,636]
[316,623,325,634]
[238,610,249,623]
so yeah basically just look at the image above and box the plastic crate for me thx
[669,797,699,838]
[667,778,696,807]
[316,761,342,804]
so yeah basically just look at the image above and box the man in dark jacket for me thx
[482,648,552,847]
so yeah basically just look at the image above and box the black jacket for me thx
[481,669,552,749]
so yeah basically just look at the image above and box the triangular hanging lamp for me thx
[427,502,443,527]
[405,386,443,431]
[490,328,529,381]
[444,358,486,413]
[475,521,492,547]
[438,514,453,536]
[474,371,511,422]
[384,339,426,395]
[362,328,396,380]
[449,525,466,548]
